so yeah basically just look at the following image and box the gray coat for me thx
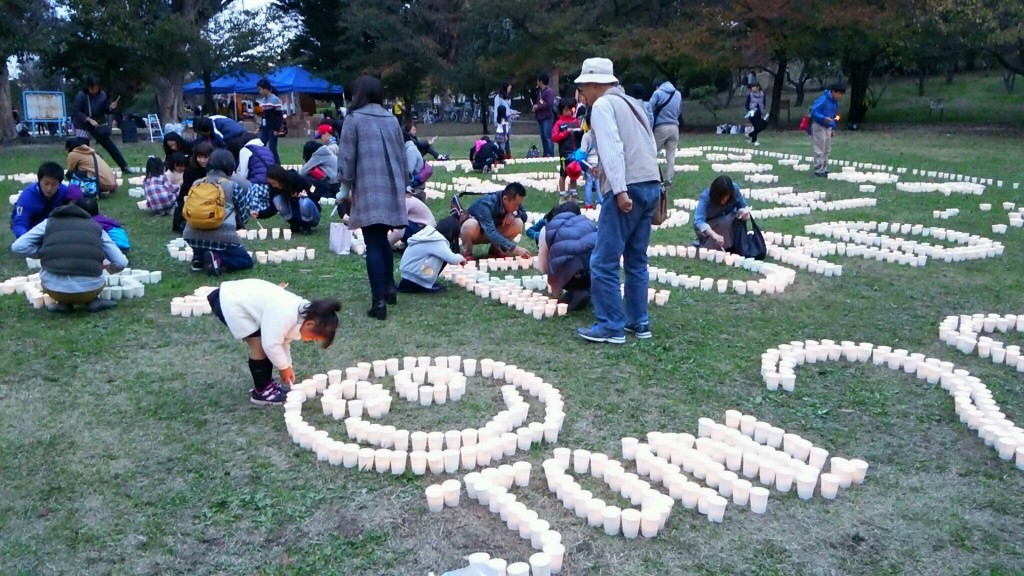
[338,104,409,230]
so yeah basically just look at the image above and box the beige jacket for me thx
[67,145,117,192]
[590,86,661,195]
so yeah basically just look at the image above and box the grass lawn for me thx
[1,126,1024,575]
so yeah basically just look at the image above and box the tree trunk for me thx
[769,56,787,128]
[154,72,185,125]
[846,58,874,126]
[0,61,17,144]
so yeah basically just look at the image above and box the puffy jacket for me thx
[37,205,105,277]
[545,213,597,293]
[244,143,276,184]
[399,225,465,289]
[212,116,246,141]
[811,90,840,127]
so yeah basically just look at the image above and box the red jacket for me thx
[551,114,581,154]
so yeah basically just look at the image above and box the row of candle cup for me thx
[979,202,1018,211]
[459,467,566,575]
[710,162,773,174]
[745,174,779,184]
[806,222,1003,261]
[896,182,986,195]
[649,267,794,295]
[933,208,960,219]
[706,153,751,162]
[459,552,560,576]
[763,246,844,277]
[762,334,1024,469]
[255,248,317,264]
[825,170,898,185]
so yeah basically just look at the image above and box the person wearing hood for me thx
[397,224,466,294]
[70,76,132,173]
[810,82,846,177]
[299,140,339,200]
[648,78,682,189]
[66,137,119,196]
[10,202,127,313]
[337,75,409,321]
[236,136,277,215]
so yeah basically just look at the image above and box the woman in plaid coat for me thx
[338,75,409,320]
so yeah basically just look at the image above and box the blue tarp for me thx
[182,67,343,95]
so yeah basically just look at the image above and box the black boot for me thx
[367,298,387,320]
[384,289,397,305]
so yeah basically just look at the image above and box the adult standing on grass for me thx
[11,202,127,314]
[337,75,409,321]
[533,73,556,157]
[206,278,341,405]
[810,82,845,177]
[574,57,661,344]
[648,77,682,188]
[745,82,767,146]
[256,78,284,164]
[71,76,133,174]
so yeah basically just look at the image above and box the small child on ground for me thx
[552,98,583,200]
[167,152,187,187]
[206,278,341,405]
[143,156,178,215]
[76,198,131,254]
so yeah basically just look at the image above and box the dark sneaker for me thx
[814,171,828,177]
[47,303,73,313]
[251,382,287,405]
[203,251,221,277]
[437,154,451,161]
[625,323,652,339]
[87,299,117,313]
[190,261,203,272]
[577,324,625,344]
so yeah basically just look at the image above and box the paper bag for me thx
[329,222,352,255]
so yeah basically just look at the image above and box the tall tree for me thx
[0,1,55,143]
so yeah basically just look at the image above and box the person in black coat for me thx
[171,141,214,233]
[71,76,131,173]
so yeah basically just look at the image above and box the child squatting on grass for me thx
[206,278,341,405]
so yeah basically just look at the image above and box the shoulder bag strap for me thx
[652,88,676,122]
[609,93,653,137]
[91,153,100,182]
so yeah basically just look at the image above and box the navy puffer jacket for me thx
[545,212,597,293]
[246,144,276,184]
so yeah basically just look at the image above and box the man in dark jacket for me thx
[460,182,532,259]
[71,76,132,173]
[10,204,128,313]
[194,116,254,161]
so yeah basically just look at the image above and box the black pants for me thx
[363,224,397,301]
[749,115,767,143]
[88,131,129,170]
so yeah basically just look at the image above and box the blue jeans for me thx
[273,196,321,228]
[583,172,599,205]
[259,125,281,164]
[538,118,554,156]
[191,244,254,273]
[589,181,661,333]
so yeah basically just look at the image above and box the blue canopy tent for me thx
[266,66,344,95]
[182,71,264,95]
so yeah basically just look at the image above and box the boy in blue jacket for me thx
[10,162,82,238]
[810,83,845,177]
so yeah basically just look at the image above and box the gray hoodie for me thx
[299,145,338,183]
[399,226,465,289]
[648,81,682,127]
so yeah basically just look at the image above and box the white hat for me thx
[574,58,618,85]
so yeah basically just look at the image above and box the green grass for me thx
[2,129,1024,575]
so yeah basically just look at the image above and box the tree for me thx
[0,1,55,143]
[977,0,1024,76]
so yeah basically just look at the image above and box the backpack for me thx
[526,145,540,158]
[183,177,227,230]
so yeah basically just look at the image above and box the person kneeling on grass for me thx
[183,149,254,276]
[206,278,341,405]
[397,223,466,294]
[10,162,83,239]
[537,202,596,312]
[258,165,322,234]
[693,174,751,251]
[76,198,130,255]
[11,202,127,313]
[460,182,532,260]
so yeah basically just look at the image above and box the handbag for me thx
[86,95,112,139]
[69,153,101,198]
[328,222,352,255]
[728,215,767,260]
[611,93,668,225]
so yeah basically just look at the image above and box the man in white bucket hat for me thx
[574,57,661,344]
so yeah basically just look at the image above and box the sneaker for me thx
[203,251,221,276]
[577,324,625,344]
[437,154,451,161]
[569,190,579,200]
[584,204,594,210]
[251,382,287,405]
[625,323,652,339]
[754,141,761,146]
[87,299,117,313]
[190,261,203,272]
[814,171,829,177]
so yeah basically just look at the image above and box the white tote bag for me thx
[329,222,352,255]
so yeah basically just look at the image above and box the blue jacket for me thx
[810,90,840,127]
[693,183,749,235]
[648,81,682,127]
[246,144,276,184]
[466,191,527,252]
[212,116,246,142]
[545,213,597,293]
[10,182,77,238]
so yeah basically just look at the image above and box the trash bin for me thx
[121,115,139,144]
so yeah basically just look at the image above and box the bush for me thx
[690,85,722,120]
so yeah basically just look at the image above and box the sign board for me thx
[22,91,66,122]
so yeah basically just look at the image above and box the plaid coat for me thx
[338,104,409,230]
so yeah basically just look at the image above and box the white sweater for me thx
[218,279,308,370]
[590,86,661,195]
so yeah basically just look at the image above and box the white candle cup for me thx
[749,487,769,514]
[529,553,551,576]
[732,479,752,506]
[463,358,478,376]
[620,508,641,539]
[739,415,757,436]
[486,558,508,576]
[681,483,700,510]
[467,552,491,566]
[410,450,428,475]
[427,451,445,474]
[443,448,461,473]
[442,479,462,506]
[553,447,571,469]
[848,459,869,483]
[819,473,840,499]
[528,519,550,548]
[418,386,432,406]
[725,409,743,429]
[621,437,640,459]
[374,449,392,473]
[506,562,530,576]
[513,461,532,487]
[775,466,794,492]
[390,450,407,474]
[602,506,621,536]
[425,484,445,512]
[573,449,591,474]
[796,473,817,500]
[543,543,565,574]
[357,447,375,471]
[586,498,606,527]
[706,495,727,523]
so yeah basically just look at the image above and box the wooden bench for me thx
[778,99,791,122]
[929,99,944,120]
